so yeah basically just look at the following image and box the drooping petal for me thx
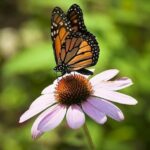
[94,77,133,91]
[87,96,124,121]
[93,89,137,105]
[31,104,66,139]
[37,104,66,132]
[82,101,107,124]
[31,104,59,139]
[31,128,43,139]
[66,105,85,129]
[90,69,119,86]
[29,94,56,109]
[19,94,56,123]
[41,84,55,94]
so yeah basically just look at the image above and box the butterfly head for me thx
[53,63,70,75]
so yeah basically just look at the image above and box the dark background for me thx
[0,0,150,150]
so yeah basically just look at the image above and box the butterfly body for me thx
[51,4,100,75]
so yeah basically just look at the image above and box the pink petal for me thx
[31,104,66,139]
[19,94,56,123]
[93,89,137,105]
[31,128,43,139]
[31,104,60,139]
[37,104,66,132]
[30,94,55,108]
[41,84,54,94]
[82,101,107,124]
[94,77,133,91]
[90,69,119,86]
[66,105,85,129]
[87,96,124,121]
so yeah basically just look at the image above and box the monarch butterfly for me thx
[51,4,100,75]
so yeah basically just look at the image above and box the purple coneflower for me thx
[19,69,137,139]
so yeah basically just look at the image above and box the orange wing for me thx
[59,32,99,71]
[51,7,72,64]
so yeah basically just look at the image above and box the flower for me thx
[19,69,137,139]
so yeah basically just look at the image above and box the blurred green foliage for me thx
[0,0,150,150]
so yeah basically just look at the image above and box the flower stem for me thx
[83,123,95,150]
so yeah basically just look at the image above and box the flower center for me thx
[54,74,93,106]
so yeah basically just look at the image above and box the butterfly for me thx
[51,4,100,75]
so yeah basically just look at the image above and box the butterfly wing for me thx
[51,7,71,64]
[67,4,87,33]
[60,32,99,72]
[51,5,100,75]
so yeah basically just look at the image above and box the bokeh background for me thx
[0,0,150,150]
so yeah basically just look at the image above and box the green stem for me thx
[83,123,95,150]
